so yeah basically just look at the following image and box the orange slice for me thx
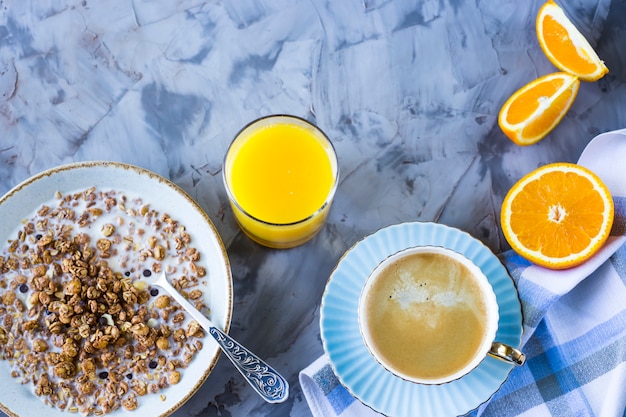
[501,162,614,269]
[537,0,608,82]
[498,72,579,146]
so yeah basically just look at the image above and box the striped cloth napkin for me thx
[299,128,626,417]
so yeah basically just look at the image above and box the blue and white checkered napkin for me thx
[299,128,626,417]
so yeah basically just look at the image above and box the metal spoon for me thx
[152,272,289,403]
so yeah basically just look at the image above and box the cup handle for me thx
[489,342,526,366]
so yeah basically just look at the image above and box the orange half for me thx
[501,162,614,269]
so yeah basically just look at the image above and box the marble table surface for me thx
[1,0,625,416]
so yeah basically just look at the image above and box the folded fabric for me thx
[299,128,626,417]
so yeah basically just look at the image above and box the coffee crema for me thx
[360,250,491,382]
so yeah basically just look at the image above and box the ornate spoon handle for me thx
[154,273,289,403]
[208,326,289,403]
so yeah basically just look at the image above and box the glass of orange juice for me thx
[223,115,339,249]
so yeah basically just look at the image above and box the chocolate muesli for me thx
[0,187,210,415]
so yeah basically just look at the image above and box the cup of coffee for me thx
[358,245,525,385]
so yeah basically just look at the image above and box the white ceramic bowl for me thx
[0,161,232,417]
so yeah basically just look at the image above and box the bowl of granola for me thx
[0,161,232,416]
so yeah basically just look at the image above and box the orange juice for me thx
[223,115,338,248]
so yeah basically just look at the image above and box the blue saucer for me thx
[320,222,523,417]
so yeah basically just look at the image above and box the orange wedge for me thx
[501,163,614,269]
[498,72,579,146]
[537,0,608,82]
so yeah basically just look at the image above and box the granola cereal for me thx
[0,187,210,415]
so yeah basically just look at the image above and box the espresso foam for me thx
[389,257,484,327]
[362,251,489,381]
